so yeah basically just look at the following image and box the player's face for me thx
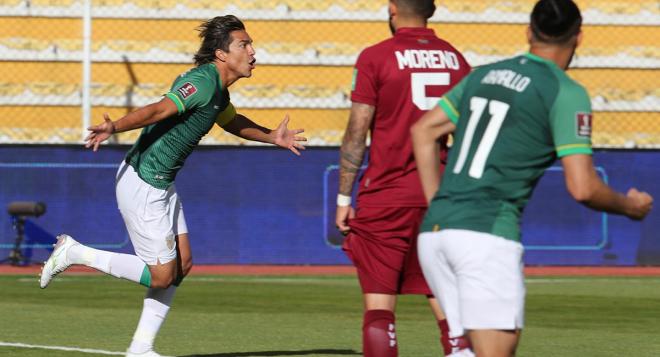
[225,30,256,78]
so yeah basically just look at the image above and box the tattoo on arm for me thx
[338,103,374,196]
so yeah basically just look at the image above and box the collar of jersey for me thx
[207,63,224,91]
[524,52,558,68]
[395,27,435,37]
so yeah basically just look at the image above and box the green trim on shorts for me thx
[139,265,152,287]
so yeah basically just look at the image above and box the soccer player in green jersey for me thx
[411,0,653,355]
[39,15,306,357]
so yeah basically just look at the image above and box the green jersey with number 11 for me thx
[421,53,593,242]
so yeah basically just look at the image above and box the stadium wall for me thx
[1,145,658,266]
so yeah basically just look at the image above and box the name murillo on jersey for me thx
[480,69,531,93]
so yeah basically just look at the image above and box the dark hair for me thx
[193,15,245,66]
[530,0,582,44]
[394,0,436,20]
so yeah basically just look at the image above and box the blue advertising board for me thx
[1,145,658,265]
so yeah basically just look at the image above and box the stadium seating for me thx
[0,0,657,146]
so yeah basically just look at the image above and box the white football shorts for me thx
[115,161,188,265]
[418,229,525,337]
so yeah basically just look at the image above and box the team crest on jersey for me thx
[576,112,592,137]
[177,82,197,99]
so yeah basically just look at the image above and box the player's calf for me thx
[363,309,398,357]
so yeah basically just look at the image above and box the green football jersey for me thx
[421,53,593,241]
[126,63,235,189]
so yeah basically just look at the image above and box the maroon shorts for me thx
[342,206,431,295]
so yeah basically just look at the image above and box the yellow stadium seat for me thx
[283,0,331,11]
[93,0,125,6]
[53,39,83,52]
[132,0,177,10]
[336,0,383,12]
[27,82,77,96]
[441,1,489,14]
[314,42,360,56]
[493,1,534,13]
[134,84,169,98]
[0,37,50,51]
[626,46,660,59]
[261,42,308,55]
[0,83,24,96]
[234,0,279,10]
[0,0,23,6]
[234,85,282,98]
[183,0,228,10]
[106,40,152,53]
[157,41,198,55]
[91,83,128,97]
[285,85,337,98]
[595,2,643,15]
[31,0,75,7]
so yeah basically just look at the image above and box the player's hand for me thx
[273,114,306,156]
[625,188,653,220]
[85,113,115,152]
[335,205,355,236]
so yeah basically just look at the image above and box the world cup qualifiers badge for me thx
[177,82,197,99]
[576,112,592,138]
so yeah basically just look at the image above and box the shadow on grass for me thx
[179,349,361,356]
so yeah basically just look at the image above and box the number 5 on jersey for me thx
[411,73,450,110]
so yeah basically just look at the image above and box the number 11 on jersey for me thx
[452,96,510,179]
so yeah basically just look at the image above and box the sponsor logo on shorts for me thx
[177,82,197,99]
[576,112,592,138]
[166,236,175,250]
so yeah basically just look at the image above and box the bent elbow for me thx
[568,183,596,204]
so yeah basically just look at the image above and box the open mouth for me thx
[249,59,256,68]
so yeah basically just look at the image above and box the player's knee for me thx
[150,271,175,289]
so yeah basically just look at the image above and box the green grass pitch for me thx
[1,274,659,356]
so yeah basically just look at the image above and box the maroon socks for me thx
[363,309,398,357]
[438,319,471,356]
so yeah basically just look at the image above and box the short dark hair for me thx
[193,15,246,66]
[530,0,582,44]
[393,0,436,20]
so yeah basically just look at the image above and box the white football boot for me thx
[39,234,79,288]
[126,350,164,357]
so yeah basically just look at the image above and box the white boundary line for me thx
[0,341,124,355]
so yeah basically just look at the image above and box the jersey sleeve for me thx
[216,102,236,127]
[549,81,593,158]
[437,74,470,124]
[165,72,215,115]
[350,48,378,106]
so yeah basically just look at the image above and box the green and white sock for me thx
[67,244,151,287]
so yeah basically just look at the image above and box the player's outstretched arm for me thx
[335,102,374,235]
[411,105,456,203]
[561,154,653,220]
[85,97,178,152]
[221,114,306,156]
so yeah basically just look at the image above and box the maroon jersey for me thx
[351,27,470,207]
